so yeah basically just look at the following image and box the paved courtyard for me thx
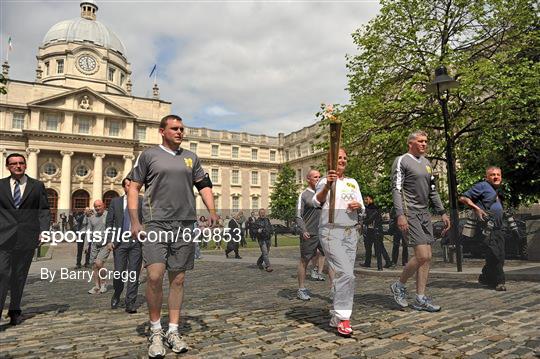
[1,244,539,358]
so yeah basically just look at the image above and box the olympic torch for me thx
[324,104,342,224]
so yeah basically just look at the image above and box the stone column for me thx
[0,149,6,178]
[59,150,74,213]
[123,154,134,177]
[92,153,105,202]
[26,148,40,178]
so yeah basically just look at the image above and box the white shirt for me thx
[10,175,28,198]
[313,176,364,228]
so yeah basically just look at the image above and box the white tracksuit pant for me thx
[319,225,358,320]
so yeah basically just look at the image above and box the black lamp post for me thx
[427,65,462,272]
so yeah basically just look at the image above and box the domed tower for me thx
[36,1,132,95]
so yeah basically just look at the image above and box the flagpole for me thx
[154,67,157,85]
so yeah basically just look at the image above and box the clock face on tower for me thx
[76,54,98,74]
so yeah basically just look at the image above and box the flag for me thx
[149,64,157,78]
[8,37,12,51]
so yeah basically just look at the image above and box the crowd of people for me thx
[0,118,512,356]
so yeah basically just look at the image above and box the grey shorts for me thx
[300,234,325,262]
[90,244,111,263]
[405,212,434,247]
[142,220,195,272]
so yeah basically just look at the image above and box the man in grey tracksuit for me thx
[389,130,450,312]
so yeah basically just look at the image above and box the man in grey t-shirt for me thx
[129,115,218,358]
[389,130,450,312]
[296,169,325,301]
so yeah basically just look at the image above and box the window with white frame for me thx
[270,172,277,185]
[136,126,146,141]
[45,113,59,131]
[12,113,24,129]
[211,144,219,157]
[77,116,91,134]
[190,142,197,152]
[56,59,64,74]
[213,195,220,209]
[251,171,259,185]
[43,162,57,176]
[44,61,50,75]
[211,168,219,183]
[232,146,239,159]
[231,169,240,184]
[270,150,276,161]
[120,73,125,86]
[108,67,115,82]
[251,197,259,210]
[232,196,240,212]
[251,148,258,160]
[109,120,120,136]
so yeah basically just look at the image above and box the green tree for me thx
[339,0,539,207]
[269,164,300,226]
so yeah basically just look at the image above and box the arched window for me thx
[72,189,90,213]
[103,190,119,209]
[46,188,58,223]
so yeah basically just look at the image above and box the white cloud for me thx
[1,1,380,135]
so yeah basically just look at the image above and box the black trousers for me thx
[480,230,505,286]
[0,248,35,317]
[225,241,240,257]
[112,242,142,307]
[364,230,391,269]
[392,231,409,266]
[76,234,90,266]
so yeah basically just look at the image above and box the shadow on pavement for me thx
[429,279,485,289]
[353,293,399,310]
[135,315,209,337]
[0,303,70,332]
[284,306,338,336]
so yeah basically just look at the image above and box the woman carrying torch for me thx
[313,105,364,336]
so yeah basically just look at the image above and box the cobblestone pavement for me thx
[1,245,539,358]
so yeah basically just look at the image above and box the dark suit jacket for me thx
[105,195,143,244]
[0,176,50,250]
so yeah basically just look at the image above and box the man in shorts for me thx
[129,114,217,358]
[389,130,450,312]
[296,169,325,301]
[87,199,110,294]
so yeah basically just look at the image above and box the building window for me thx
[232,146,239,159]
[270,172,277,185]
[105,167,118,178]
[211,168,219,183]
[285,150,289,162]
[270,150,276,161]
[296,146,301,158]
[78,116,91,134]
[232,196,240,212]
[56,59,64,74]
[43,163,57,176]
[136,126,146,141]
[231,169,240,184]
[251,197,259,210]
[120,72,125,86]
[213,195,220,210]
[211,144,219,157]
[109,120,120,136]
[75,165,89,177]
[251,171,259,185]
[190,142,197,152]
[309,142,315,154]
[251,149,258,160]
[45,61,50,75]
[108,67,115,82]
[45,113,59,131]
[297,169,302,183]
[12,113,24,129]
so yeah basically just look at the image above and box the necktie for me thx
[122,206,131,233]
[13,179,21,209]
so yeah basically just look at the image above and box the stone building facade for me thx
[0,1,323,221]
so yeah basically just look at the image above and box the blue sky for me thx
[1,0,381,135]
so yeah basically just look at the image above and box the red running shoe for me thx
[337,320,353,336]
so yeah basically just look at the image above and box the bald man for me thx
[86,199,110,294]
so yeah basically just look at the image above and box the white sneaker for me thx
[297,288,311,301]
[88,286,100,294]
[310,268,319,280]
[166,330,189,353]
[99,284,108,293]
[148,329,167,358]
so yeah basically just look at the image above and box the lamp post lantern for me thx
[427,65,462,272]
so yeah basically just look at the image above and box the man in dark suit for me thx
[225,211,242,259]
[106,178,143,313]
[0,153,50,325]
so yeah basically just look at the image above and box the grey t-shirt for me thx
[391,153,445,217]
[296,188,321,235]
[131,145,205,222]
[86,211,108,246]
